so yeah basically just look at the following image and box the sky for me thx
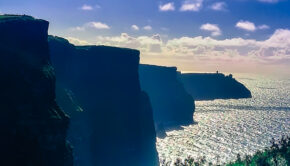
[1,0,290,76]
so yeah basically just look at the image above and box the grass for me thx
[0,14,36,22]
[161,135,290,166]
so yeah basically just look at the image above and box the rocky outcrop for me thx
[0,15,72,166]
[139,64,195,127]
[180,73,252,100]
[48,36,159,166]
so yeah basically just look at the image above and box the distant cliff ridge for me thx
[49,36,159,166]
[139,64,195,128]
[0,15,72,166]
[180,73,252,100]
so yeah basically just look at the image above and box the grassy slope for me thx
[163,136,289,166]
[227,136,289,166]
[0,14,38,23]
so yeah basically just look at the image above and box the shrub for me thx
[161,135,289,166]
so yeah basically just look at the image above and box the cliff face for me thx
[180,73,252,100]
[48,36,159,166]
[139,64,195,126]
[0,15,72,166]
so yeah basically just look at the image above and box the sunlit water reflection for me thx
[156,74,290,164]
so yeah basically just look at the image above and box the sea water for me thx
[156,74,290,164]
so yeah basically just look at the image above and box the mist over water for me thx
[157,74,290,164]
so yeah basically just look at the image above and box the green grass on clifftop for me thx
[0,14,38,23]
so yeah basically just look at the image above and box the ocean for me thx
[156,74,290,164]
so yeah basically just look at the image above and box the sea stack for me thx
[0,15,73,166]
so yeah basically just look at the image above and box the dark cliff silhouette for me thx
[180,73,252,100]
[0,15,73,166]
[48,36,159,166]
[139,65,195,130]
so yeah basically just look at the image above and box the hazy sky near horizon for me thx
[1,0,290,76]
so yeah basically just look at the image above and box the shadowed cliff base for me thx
[180,73,252,101]
[48,36,159,166]
[0,15,72,166]
[139,64,195,137]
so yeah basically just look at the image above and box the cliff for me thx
[48,36,159,166]
[180,73,252,100]
[139,64,195,127]
[0,15,72,166]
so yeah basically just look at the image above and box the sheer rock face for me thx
[180,73,252,100]
[48,36,159,166]
[0,15,72,166]
[139,64,195,126]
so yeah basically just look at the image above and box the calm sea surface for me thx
[156,74,290,164]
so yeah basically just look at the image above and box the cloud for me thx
[236,21,270,32]
[131,25,139,31]
[257,0,280,3]
[263,29,290,47]
[236,20,270,32]
[258,24,270,30]
[163,29,290,74]
[159,2,175,11]
[66,37,91,45]
[70,26,86,31]
[81,4,93,11]
[80,4,100,11]
[210,2,227,11]
[180,0,203,12]
[143,25,152,31]
[90,29,290,59]
[70,22,110,31]
[86,22,110,29]
[236,20,256,31]
[200,23,222,36]
[65,29,290,75]
[94,33,163,53]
